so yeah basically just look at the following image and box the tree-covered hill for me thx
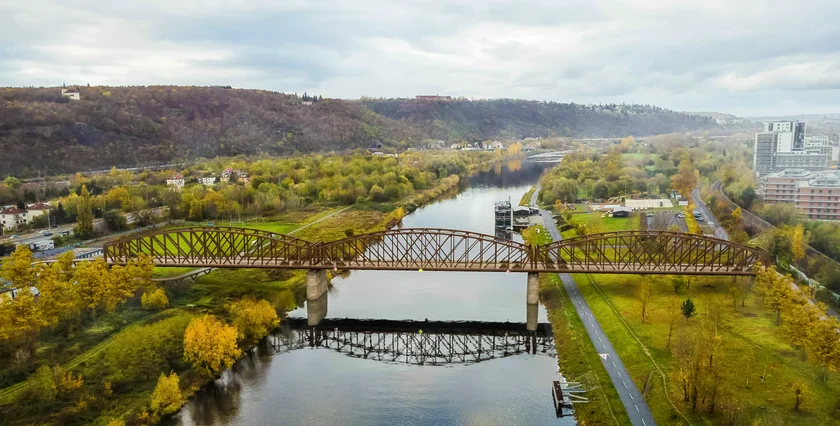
[364,98,717,142]
[0,87,719,177]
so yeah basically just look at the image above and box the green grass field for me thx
[575,273,840,425]
[556,209,840,424]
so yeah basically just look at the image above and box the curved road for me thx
[692,187,728,240]
[531,186,656,426]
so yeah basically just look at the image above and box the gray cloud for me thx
[1,0,840,115]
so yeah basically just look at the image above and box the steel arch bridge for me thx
[103,226,767,276]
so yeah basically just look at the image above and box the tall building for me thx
[754,121,829,174]
[761,169,840,220]
[754,132,777,174]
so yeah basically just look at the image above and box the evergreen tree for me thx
[681,298,696,320]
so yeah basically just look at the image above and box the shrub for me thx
[141,288,169,311]
[183,315,241,377]
[228,298,279,346]
[150,372,184,416]
[105,314,191,382]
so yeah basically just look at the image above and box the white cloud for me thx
[1,0,840,115]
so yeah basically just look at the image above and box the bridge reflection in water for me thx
[269,318,556,366]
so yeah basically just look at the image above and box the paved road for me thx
[539,208,656,426]
[692,187,728,240]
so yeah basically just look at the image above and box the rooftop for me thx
[0,207,27,215]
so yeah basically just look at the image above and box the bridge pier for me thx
[306,269,328,300]
[527,302,539,332]
[527,272,540,305]
[527,272,540,331]
[307,293,328,327]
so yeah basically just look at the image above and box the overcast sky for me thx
[2,0,839,116]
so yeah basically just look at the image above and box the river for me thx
[165,159,574,426]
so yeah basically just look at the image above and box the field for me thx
[575,273,840,425]
[555,212,840,425]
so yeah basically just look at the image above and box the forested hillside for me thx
[0,86,719,177]
[0,86,419,177]
[365,99,717,141]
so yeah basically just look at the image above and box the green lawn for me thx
[574,273,840,425]
[567,212,642,234]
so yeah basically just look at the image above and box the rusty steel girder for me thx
[103,227,768,276]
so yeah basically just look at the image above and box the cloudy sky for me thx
[2,0,839,116]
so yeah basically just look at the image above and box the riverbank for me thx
[558,218,840,425]
[522,225,631,426]
[0,168,476,425]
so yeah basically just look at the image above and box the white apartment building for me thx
[754,121,830,175]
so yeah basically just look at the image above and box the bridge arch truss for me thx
[104,227,768,275]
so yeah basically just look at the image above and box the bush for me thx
[141,288,169,311]
[228,298,279,346]
[183,315,241,377]
[105,314,191,383]
[150,372,184,416]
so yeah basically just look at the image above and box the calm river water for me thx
[165,160,574,426]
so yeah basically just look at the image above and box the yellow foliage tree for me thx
[229,298,279,345]
[791,224,806,263]
[150,372,184,416]
[184,315,241,377]
[74,258,110,319]
[806,316,840,382]
[36,262,80,327]
[670,158,699,200]
[141,288,169,311]
[507,142,522,156]
[1,245,35,288]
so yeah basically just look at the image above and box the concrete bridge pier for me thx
[527,272,540,331]
[307,293,328,326]
[306,269,329,326]
[527,302,539,332]
[306,269,328,300]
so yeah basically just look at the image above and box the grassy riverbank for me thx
[557,219,840,424]
[522,225,632,426]
[0,163,478,425]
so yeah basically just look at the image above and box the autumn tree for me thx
[791,224,806,263]
[670,158,700,200]
[106,315,191,383]
[765,273,795,326]
[1,245,35,288]
[36,261,81,329]
[150,372,184,416]
[665,294,680,348]
[228,298,279,346]
[141,288,169,311]
[74,184,95,239]
[783,301,820,357]
[74,259,110,319]
[790,381,808,412]
[805,316,840,382]
[183,315,241,377]
[637,276,653,323]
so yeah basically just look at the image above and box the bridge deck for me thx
[104,227,768,276]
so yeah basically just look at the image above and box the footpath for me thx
[531,186,656,426]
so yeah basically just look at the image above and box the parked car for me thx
[646,213,654,217]
[676,213,685,218]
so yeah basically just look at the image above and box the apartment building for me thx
[753,121,831,175]
[762,169,840,220]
